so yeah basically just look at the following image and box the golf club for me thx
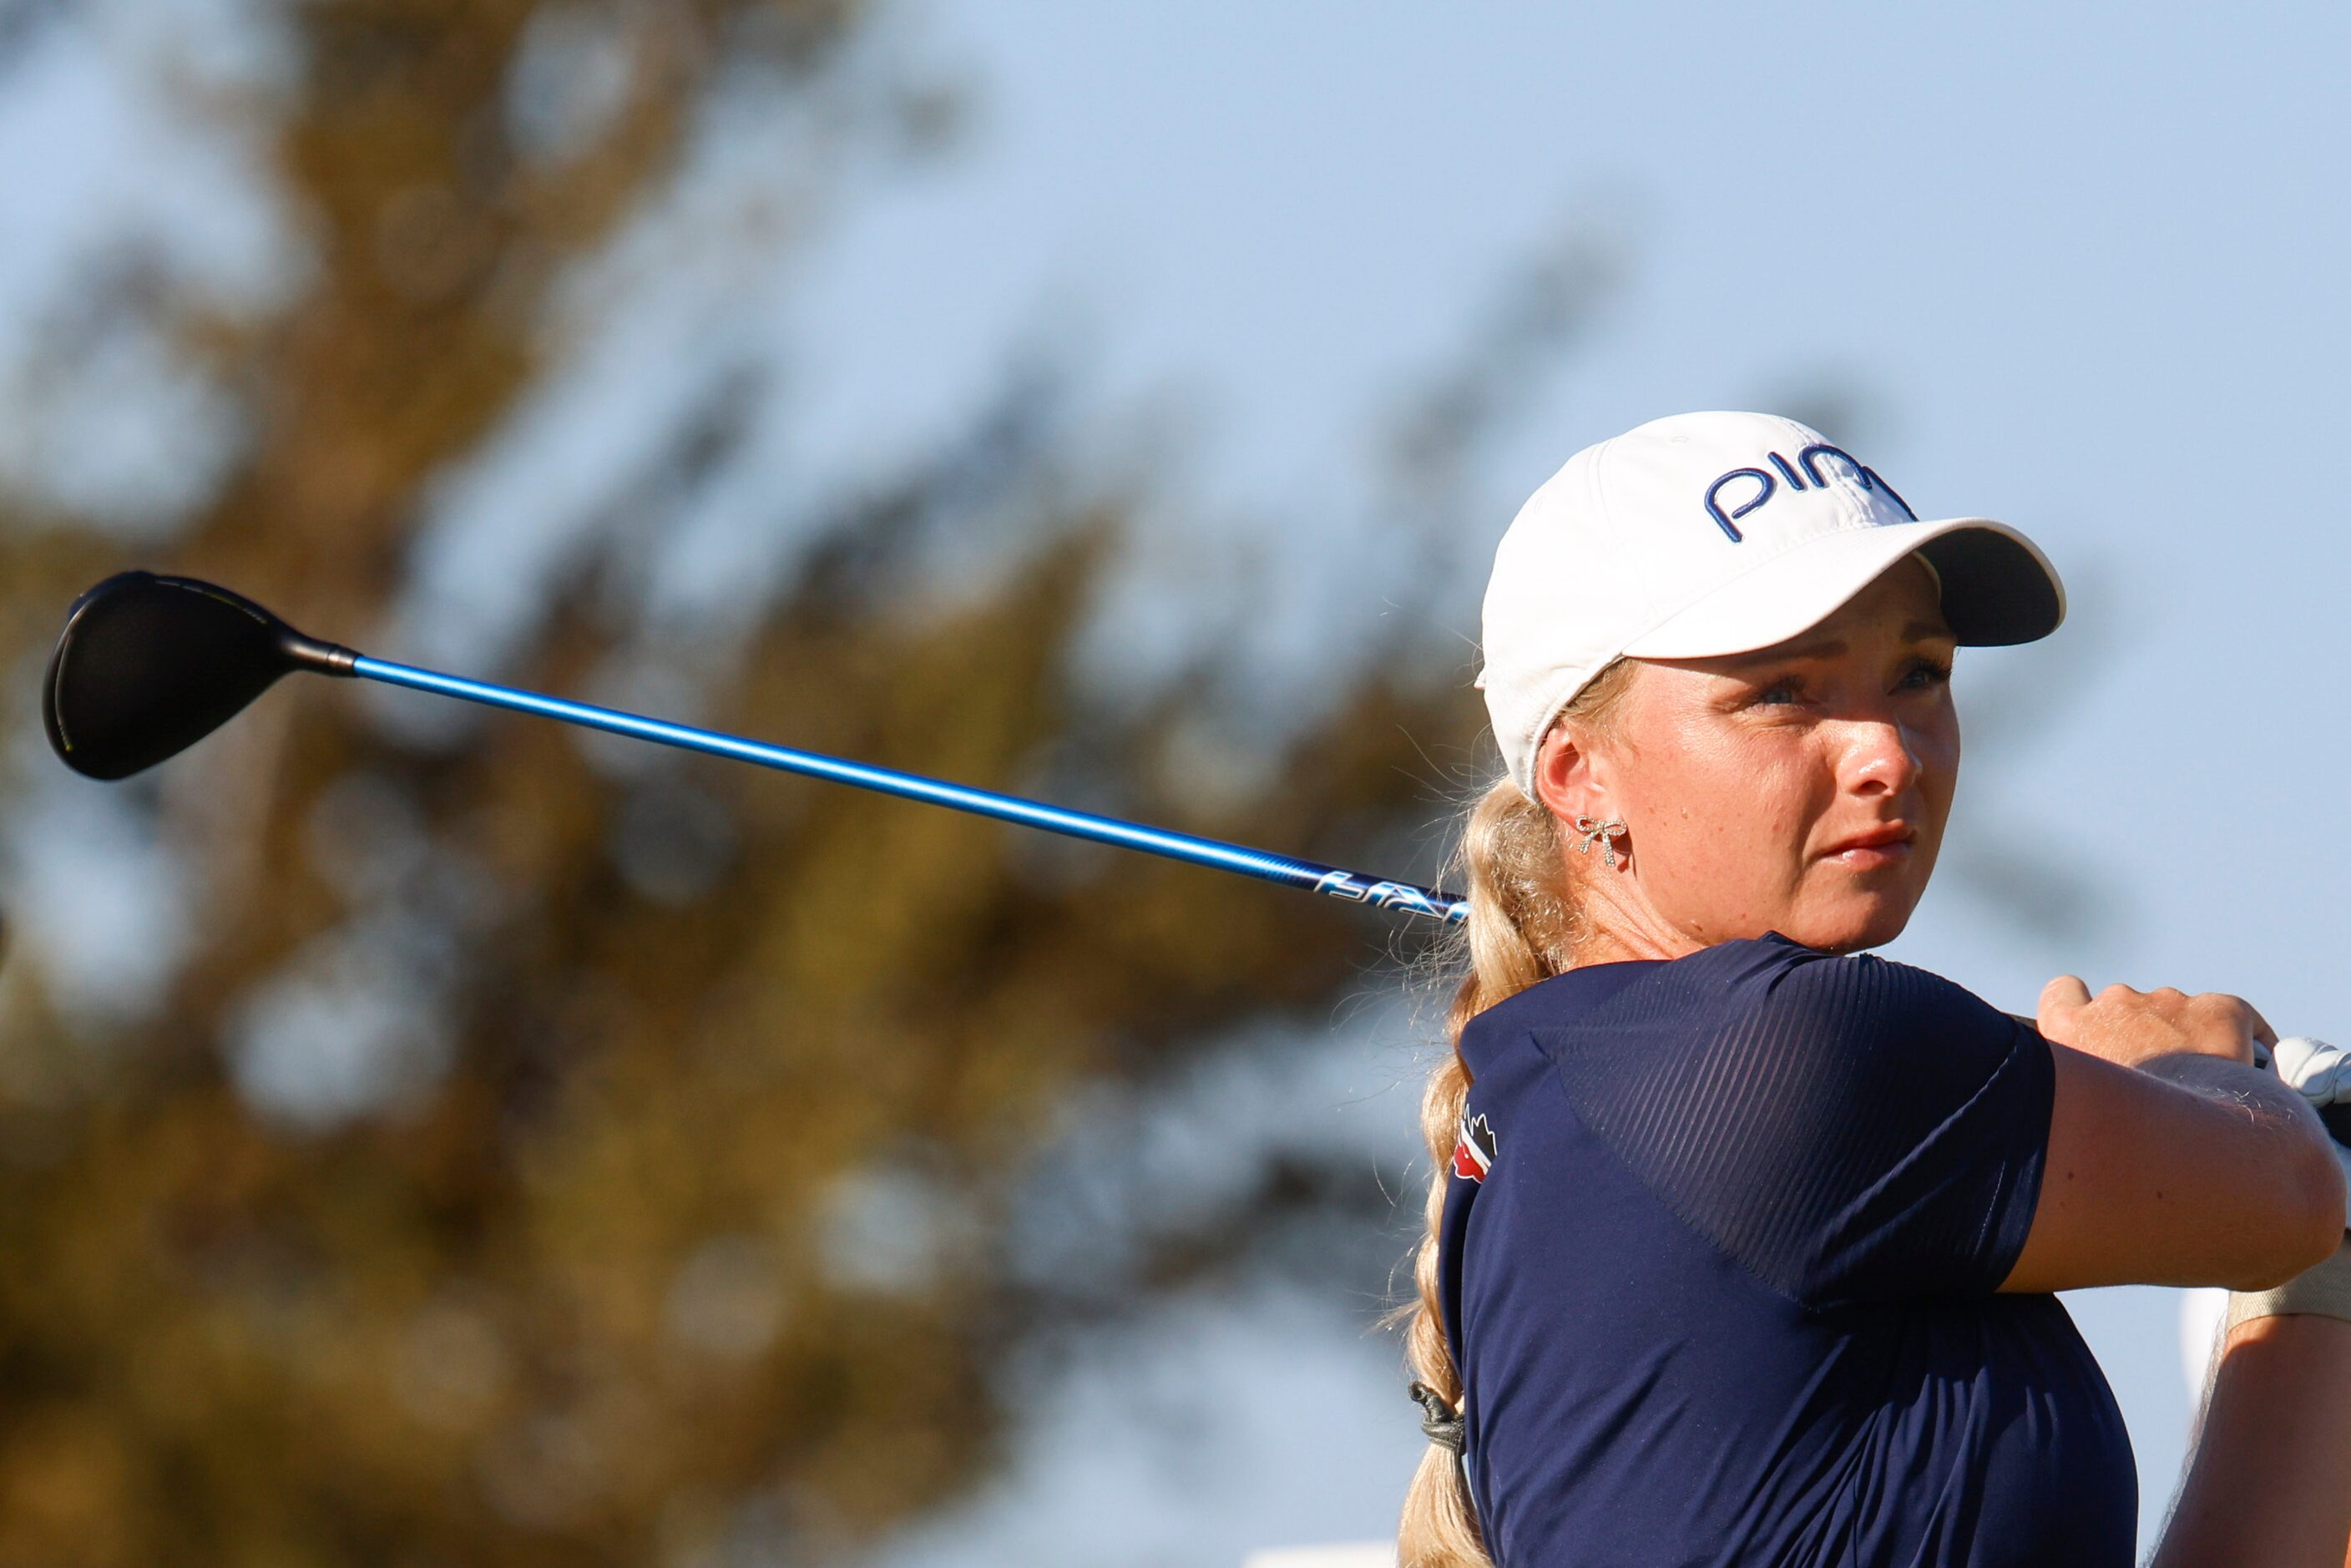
[43,571,1469,923]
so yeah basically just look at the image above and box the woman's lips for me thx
[1823,825,1917,868]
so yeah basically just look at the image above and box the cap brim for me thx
[1620,517,2064,660]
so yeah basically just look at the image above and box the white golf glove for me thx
[2227,1037,2351,1328]
[2269,1035,2351,1108]
[2265,1037,2351,1232]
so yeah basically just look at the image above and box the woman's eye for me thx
[1898,659,1954,691]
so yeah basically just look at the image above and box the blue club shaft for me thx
[350,656,1469,924]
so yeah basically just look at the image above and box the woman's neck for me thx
[1568,871,1705,965]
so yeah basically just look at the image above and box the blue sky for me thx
[812,3,2351,1552]
[8,0,2351,1558]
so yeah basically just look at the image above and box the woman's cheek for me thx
[1637,761,1812,932]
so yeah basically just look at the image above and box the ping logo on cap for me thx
[1702,443,1917,543]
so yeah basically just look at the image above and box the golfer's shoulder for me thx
[1686,933,2028,1087]
[1528,938,2048,1267]
[1479,936,2019,1081]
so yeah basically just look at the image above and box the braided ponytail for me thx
[1396,657,1637,1567]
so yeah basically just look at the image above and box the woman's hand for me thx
[2036,975,2275,1072]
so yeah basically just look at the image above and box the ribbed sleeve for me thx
[1537,936,2055,1310]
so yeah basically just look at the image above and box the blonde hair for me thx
[1397,656,1641,1568]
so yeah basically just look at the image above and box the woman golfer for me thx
[1399,411,2351,1567]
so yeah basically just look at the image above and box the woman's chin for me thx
[1780,898,1918,955]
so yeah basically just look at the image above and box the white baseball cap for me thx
[1476,411,2065,801]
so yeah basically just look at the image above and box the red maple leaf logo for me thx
[1451,1112,1496,1182]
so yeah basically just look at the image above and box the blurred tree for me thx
[0,3,1504,1564]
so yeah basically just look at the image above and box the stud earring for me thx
[1573,815,1627,870]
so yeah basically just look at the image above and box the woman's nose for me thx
[1843,720,1924,797]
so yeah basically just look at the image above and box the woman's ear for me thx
[1529,720,1607,829]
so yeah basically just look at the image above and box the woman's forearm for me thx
[2152,1309,2351,1568]
[2000,1048,2343,1294]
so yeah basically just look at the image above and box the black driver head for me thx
[43,572,356,781]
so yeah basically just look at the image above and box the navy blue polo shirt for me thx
[1438,933,2135,1567]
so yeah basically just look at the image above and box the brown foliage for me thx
[0,4,1475,1563]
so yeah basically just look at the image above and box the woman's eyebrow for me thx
[1760,636,1845,662]
[1733,620,1954,666]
